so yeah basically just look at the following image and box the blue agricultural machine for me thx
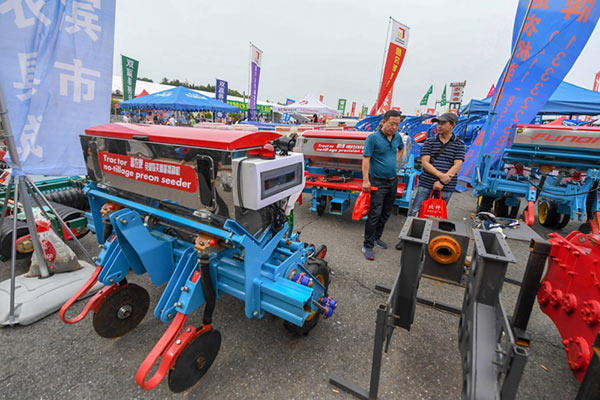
[60,123,336,392]
[297,129,418,216]
[472,124,600,229]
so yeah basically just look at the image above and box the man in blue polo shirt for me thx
[362,110,404,260]
[407,112,465,217]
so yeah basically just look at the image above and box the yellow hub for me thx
[428,235,461,265]
[539,202,549,225]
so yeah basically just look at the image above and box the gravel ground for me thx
[0,190,584,399]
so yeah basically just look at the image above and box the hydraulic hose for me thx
[199,253,216,325]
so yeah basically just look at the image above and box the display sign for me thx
[460,1,600,183]
[121,55,139,101]
[248,43,263,121]
[594,71,600,92]
[420,84,433,106]
[313,142,364,155]
[98,152,198,192]
[337,98,347,114]
[449,81,466,103]
[375,18,410,111]
[215,78,228,118]
[0,0,116,175]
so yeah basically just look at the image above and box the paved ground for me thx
[0,190,584,399]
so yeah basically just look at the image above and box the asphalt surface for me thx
[0,190,584,399]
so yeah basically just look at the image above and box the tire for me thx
[493,198,509,218]
[556,213,571,229]
[476,196,494,213]
[48,201,89,239]
[538,201,559,227]
[0,218,33,259]
[284,257,331,336]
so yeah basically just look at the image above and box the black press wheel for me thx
[493,198,509,218]
[538,201,560,227]
[476,196,494,213]
[168,329,222,393]
[0,217,33,259]
[284,256,331,336]
[316,196,327,216]
[92,283,150,338]
[556,213,571,229]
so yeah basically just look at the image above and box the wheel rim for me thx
[539,202,549,224]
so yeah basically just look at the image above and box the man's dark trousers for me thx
[364,176,397,248]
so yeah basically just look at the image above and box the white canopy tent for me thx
[272,94,340,116]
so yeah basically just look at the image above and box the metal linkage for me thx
[458,230,520,400]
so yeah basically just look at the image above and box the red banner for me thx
[98,152,198,192]
[487,84,496,98]
[374,19,409,111]
[350,101,356,116]
[376,44,406,111]
[594,71,600,92]
[319,94,324,102]
[370,86,394,115]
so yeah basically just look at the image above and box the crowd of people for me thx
[119,110,245,126]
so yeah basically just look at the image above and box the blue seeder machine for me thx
[297,129,418,216]
[472,124,600,229]
[60,123,336,392]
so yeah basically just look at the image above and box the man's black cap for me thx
[432,112,458,124]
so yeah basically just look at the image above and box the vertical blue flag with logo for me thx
[0,0,116,176]
[215,79,228,118]
[281,98,294,123]
[460,0,600,184]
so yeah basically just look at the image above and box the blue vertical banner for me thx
[460,0,600,184]
[215,78,228,118]
[0,0,116,176]
[281,98,294,122]
[248,43,262,121]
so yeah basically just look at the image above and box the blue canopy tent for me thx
[118,86,240,113]
[459,81,600,116]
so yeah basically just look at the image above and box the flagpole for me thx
[247,42,252,120]
[473,0,534,184]
[375,17,392,111]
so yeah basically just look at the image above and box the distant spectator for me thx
[168,115,176,126]
[123,113,130,123]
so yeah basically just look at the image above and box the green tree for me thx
[137,77,153,83]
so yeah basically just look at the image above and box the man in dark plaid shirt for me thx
[408,112,465,217]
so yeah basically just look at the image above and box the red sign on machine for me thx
[98,152,198,192]
[313,142,364,155]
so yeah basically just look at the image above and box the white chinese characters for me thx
[18,114,44,160]
[0,0,50,29]
[54,58,100,103]
[13,52,40,101]
[64,0,102,41]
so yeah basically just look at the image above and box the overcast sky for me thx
[113,0,600,113]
